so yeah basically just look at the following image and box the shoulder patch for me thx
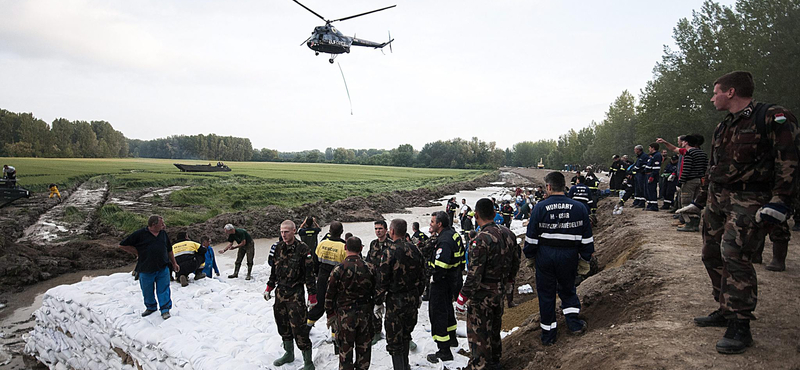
[774,113,787,124]
[436,248,442,259]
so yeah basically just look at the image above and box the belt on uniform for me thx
[717,182,771,192]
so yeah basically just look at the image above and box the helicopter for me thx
[292,0,395,63]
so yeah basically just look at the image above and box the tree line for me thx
[510,0,799,170]
[3,0,796,170]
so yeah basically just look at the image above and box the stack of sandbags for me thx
[24,266,287,370]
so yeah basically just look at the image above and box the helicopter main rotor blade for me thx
[300,36,313,46]
[291,0,326,22]
[331,4,396,23]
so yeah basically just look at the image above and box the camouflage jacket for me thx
[325,255,376,315]
[266,238,317,294]
[696,102,800,206]
[461,223,520,300]
[376,238,426,304]
[365,238,390,267]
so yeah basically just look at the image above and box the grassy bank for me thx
[3,158,489,232]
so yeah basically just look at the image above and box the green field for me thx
[2,158,488,231]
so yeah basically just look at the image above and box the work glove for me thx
[374,304,385,319]
[577,258,591,275]
[648,176,654,183]
[263,285,274,301]
[505,281,514,295]
[455,293,467,315]
[668,174,676,182]
[677,203,701,214]
[525,258,536,271]
[756,203,789,224]
[307,294,318,307]
[675,186,681,193]
[326,313,336,329]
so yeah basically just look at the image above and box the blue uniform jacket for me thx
[633,152,649,175]
[523,194,594,261]
[566,184,593,213]
[644,152,662,179]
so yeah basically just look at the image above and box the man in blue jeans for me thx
[120,215,180,320]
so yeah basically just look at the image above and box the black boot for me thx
[391,353,405,370]
[426,343,454,363]
[404,341,411,370]
[246,264,253,280]
[716,319,753,354]
[766,241,788,272]
[228,264,240,279]
[694,308,727,327]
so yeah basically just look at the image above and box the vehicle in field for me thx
[174,163,232,172]
[0,179,31,208]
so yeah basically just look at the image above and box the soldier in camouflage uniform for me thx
[263,220,318,370]
[325,237,376,370]
[366,220,390,345]
[376,219,426,370]
[456,198,520,370]
[686,71,799,354]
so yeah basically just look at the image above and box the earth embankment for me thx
[502,168,800,370]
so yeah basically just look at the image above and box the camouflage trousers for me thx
[274,286,312,350]
[335,305,373,370]
[465,293,504,370]
[384,292,419,355]
[701,184,770,320]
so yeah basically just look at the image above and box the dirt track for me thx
[502,168,800,370]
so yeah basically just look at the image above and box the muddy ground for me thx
[502,168,800,370]
[0,172,497,297]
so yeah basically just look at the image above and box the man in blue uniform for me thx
[644,143,662,211]
[523,172,594,345]
[567,176,593,213]
[632,145,648,208]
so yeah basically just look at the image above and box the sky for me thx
[0,0,736,153]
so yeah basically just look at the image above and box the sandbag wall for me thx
[24,271,279,370]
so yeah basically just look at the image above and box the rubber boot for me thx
[245,264,253,280]
[716,319,753,354]
[228,264,240,279]
[677,218,699,232]
[273,340,295,366]
[391,353,405,370]
[371,332,381,345]
[404,342,411,370]
[765,241,788,272]
[302,349,315,370]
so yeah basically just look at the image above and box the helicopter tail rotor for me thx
[388,31,393,53]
